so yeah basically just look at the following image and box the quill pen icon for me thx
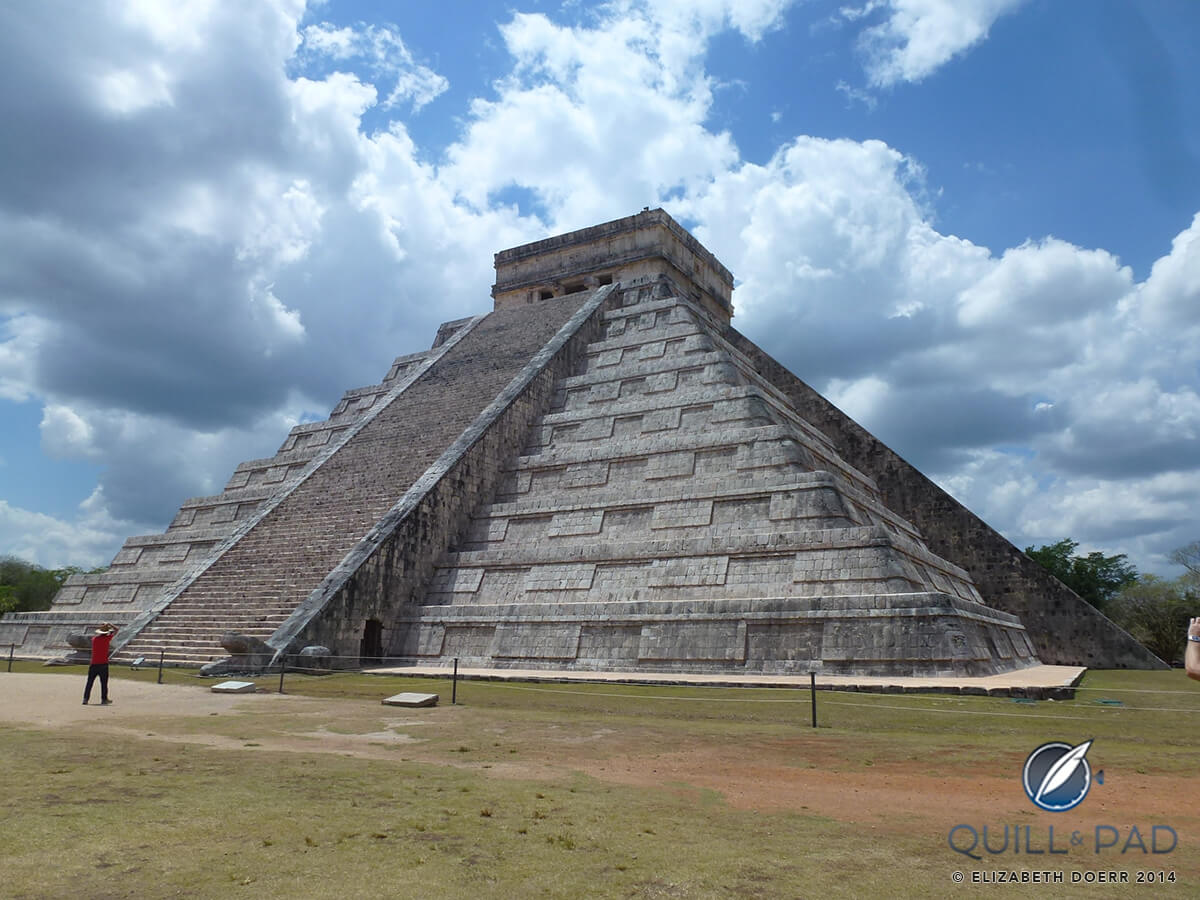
[1034,739,1092,804]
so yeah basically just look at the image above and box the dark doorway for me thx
[360,618,383,665]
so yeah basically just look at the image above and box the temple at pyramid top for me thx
[492,208,734,324]
[1,209,1164,676]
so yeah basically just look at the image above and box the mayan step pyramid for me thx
[3,209,1163,673]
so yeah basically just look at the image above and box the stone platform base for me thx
[369,662,1086,700]
[389,592,1038,679]
[0,612,138,660]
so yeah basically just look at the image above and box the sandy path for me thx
[0,672,313,727]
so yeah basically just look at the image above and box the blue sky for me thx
[1,0,1198,576]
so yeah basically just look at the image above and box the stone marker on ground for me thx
[381,692,439,708]
[211,680,258,694]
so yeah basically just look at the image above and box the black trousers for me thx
[84,663,110,703]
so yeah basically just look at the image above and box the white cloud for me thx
[441,8,741,229]
[824,375,891,423]
[299,21,449,112]
[636,0,793,43]
[956,239,1132,329]
[1132,211,1200,334]
[95,62,174,115]
[0,314,48,403]
[853,0,1025,87]
[40,405,97,460]
[0,498,126,570]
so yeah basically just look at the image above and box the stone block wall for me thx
[385,284,1038,677]
[493,208,734,323]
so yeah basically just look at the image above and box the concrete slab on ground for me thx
[381,691,439,708]
[211,680,258,694]
[365,663,1086,698]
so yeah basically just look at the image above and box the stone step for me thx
[117,643,224,655]
[145,619,289,628]
[135,622,280,633]
[113,653,224,666]
[151,613,290,620]
[121,645,235,657]
[133,631,278,644]
[119,640,227,653]
[144,616,291,625]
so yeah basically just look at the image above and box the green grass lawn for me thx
[1,665,1197,899]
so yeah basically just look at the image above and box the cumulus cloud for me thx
[847,0,1025,87]
[1133,211,1200,333]
[440,8,743,229]
[0,498,127,570]
[298,21,449,111]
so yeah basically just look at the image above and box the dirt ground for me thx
[2,671,1186,844]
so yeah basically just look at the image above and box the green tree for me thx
[1024,538,1077,585]
[0,557,99,614]
[1106,574,1196,665]
[1024,539,1138,610]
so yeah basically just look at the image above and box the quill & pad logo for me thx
[1022,739,1093,812]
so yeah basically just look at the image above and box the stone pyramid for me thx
[3,209,1162,674]
[397,288,1035,676]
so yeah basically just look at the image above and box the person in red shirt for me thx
[83,623,118,705]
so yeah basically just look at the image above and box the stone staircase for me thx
[116,292,598,666]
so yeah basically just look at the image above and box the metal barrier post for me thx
[810,671,817,728]
[7,643,13,672]
[452,657,458,705]
[278,656,286,694]
[157,648,165,684]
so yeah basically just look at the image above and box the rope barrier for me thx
[75,654,1198,733]
[471,682,815,703]
[1063,685,1199,695]
[822,698,1200,719]
[469,679,1200,717]
[117,648,1200,726]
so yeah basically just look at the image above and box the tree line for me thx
[0,557,105,615]
[1026,538,1199,665]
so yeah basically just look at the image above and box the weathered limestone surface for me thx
[198,633,275,675]
[385,284,1037,677]
[493,208,733,324]
[275,285,617,664]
